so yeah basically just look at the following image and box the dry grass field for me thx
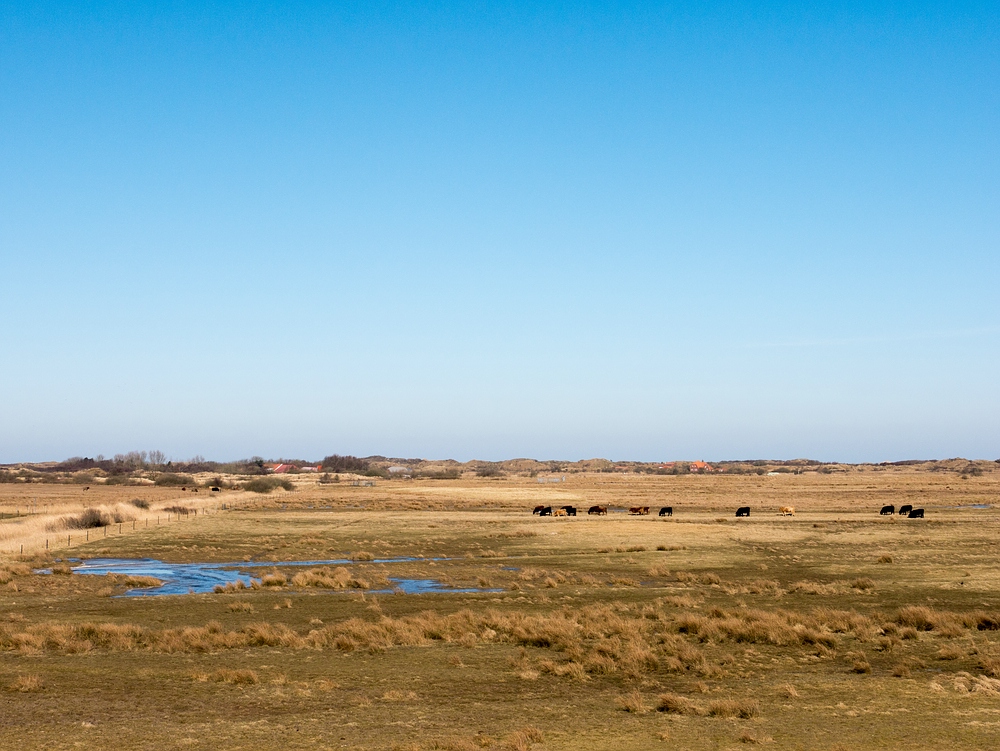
[2,469,1000,750]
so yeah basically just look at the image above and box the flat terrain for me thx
[2,470,1000,750]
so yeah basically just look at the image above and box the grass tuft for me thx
[708,698,760,718]
[616,690,648,713]
[8,674,43,692]
[212,668,259,685]
[656,692,705,715]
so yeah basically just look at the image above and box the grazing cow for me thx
[588,505,607,516]
[538,506,553,516]
[879,505,895,515]
[778,506,795,516]
[561,505,577,516]
[532,505,546,515]
[628,506,650,515]
[658,507,673,517]
[908,508,924,519]
[83,486,89,491]
[735,506,751,517]
[553,508,567,517]
[899,504,913,516]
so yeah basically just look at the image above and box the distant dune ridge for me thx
[1,454,997,486]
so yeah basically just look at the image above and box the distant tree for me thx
[321,455,370,473]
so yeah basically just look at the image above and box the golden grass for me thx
[3,468,1000,750]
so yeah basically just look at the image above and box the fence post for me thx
[68,535,71,546]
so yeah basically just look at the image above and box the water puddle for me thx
[44,558,500,597]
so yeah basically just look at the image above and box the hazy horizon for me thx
[2,2,997,464]
[5,451,997,468]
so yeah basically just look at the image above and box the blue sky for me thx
[1,1,997,463]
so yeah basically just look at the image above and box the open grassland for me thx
[2,470,1000,750]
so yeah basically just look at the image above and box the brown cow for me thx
[588,505,607,515]
[628,506,650,515]
[778,506,795,516]
[553,508,567,517]
[532,505,546,515]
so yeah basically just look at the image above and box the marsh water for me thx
[45,557,500,596]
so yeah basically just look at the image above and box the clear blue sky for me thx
[1,1,997,463]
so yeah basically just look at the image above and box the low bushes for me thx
[244,478,294,493]
[57,505,136,530]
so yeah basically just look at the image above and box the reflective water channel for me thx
[42,558,501,596]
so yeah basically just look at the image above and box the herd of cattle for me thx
[879,504,925,518]
[532,504,927,518]
[532,505,671,517]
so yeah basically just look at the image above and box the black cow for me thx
[538,506,553,516]
[658,507,673,517]
[211,486,221,492]
[899,504,913,516]
[735,506,751,517]
[561,505,577,516]
[880,505,895,515]
[588,505,608,515]
[907,508,924,519]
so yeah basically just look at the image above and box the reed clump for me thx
[260,570,288,587]
[291,566,370,590]
[0,563,31,585]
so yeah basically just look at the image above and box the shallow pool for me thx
[45,558,500,597]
